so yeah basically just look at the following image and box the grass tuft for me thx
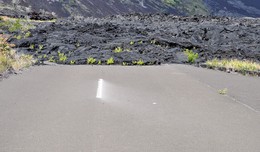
[0,35,34,74]
[218,88,228,95]
[0,17,34,33]
[206,59,260,73]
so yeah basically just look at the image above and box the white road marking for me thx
[96,79,104,99]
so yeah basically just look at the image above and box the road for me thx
[0,64,259,152]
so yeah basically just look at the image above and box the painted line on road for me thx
[96,79,104,99]
[193,78,259,113]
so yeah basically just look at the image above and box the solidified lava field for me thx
[9,13,260,65]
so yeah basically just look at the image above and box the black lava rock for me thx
[9,13,260,65]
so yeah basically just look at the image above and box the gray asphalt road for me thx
[0,65,259,152]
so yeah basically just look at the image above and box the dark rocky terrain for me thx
[1,0,260,18]
[8,13,260,65]
[0,0,205,18]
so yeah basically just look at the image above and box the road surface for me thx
[0,64,259,152]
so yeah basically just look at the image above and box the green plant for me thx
[15,35,22,40]
[48,56,55,62]
[0,17,34,33]
[150,39,156,44]
[58,51,67,62]
[130,41,134,45]
[138,40,143,44]
[137,59,145,65]
[0,55,12,73]
[24,31,31,38]
[114,47,123,53]
[29,44,35,50]
[76,42,80,47]
[123,62,128,66]
[148,62,154,65]
[125,49,131,52]
[218,88,228,95]
[70,60,75,65]
[87,57,96,64]
[107,57,114,65]
[8,19,22,32]
[98,60,102,65]
[184,49,199,63]
[133,59,145,65]
[38,44,44,50]
[43,54,47,59]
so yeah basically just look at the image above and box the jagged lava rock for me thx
[11,13,260,65]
